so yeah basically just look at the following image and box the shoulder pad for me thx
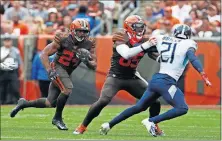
[88,37,96,48]
[53,31,69,45]
[185,39,198,51]
[112,30,128,43]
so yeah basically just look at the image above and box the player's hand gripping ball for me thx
[76,48,92,64]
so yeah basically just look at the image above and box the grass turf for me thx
[1,105,221,140]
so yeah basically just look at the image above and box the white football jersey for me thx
[155,35,198,81]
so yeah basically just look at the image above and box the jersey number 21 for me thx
[160,42,177,63]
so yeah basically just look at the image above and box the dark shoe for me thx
[10,98,27,118]
[52,118,68,130]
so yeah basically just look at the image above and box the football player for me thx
[100,24,212,136]
[73,15,164,136]
[10,19,97,130]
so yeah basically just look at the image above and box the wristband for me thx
[140,45,146,51]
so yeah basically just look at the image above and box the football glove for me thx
[201,72,212,86]
[76,48,92,64]
[49,63,66,91]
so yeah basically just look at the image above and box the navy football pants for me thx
[109,73,188,128]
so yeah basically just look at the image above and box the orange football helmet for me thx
[124,15,146,45]
[70,19,90,42]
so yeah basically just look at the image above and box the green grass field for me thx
[1,105,221,140]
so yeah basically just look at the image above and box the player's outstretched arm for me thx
[40,41,60,72]
[40,32,61,72]
[116,37,157,60]
[186,48,212,86]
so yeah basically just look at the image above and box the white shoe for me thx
[99,122,110,135]
[141,118,157,137]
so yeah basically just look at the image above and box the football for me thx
[76,48,92,61]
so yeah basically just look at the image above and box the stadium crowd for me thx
[144,0,221,37]
[0,0,221,37]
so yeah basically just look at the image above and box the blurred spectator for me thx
[67,4,78,18]
[152,19,172,36]
[44,22,55,35]
[2,1,12,10]
[32,52,55,97]
[58,15,72,32]
[100,0,114,21]
[78,0,88,6]
[47,8,59,31]
[145,6,157,31]
[88,0,104,17]
[194,1,209,19]
[112,0,122,26]
[156,7,180,29]
[0,34,23,104]
[57,11,64,26]
[30,2,48,21]
[189,10,203,34]
[162,20,173,35]
[4,1,29,20]
[0,1,12,14]
[207,5,220,23]
[145,6,157,24]
[11,13,29,35]
[31,16,46,35]
[72,6,95,30]
[128,0,136,10]
[152,1,165,20]
[171,1,192,23]
[197,16,218,37]
[1,14,13,34]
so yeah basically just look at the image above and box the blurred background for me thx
[0,0,221,105]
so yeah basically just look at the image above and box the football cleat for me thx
[155,124,165,136]
[73,124,87,134]
[141,118,157,137]
[52,118,68,130]
[99,122,110,135]
[10,98,27,118]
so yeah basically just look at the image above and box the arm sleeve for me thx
[186,49,203,73]
[116,42,152,59]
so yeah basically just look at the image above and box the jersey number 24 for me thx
[161,42,177,63]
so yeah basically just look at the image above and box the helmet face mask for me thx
[172,24,191,39]
[73,29,89,42]
[132,22,146,36]
[70,19,90,42]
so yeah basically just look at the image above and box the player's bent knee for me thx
[62,88,72,95]
[134,104,147,113]
[98,97,111,106]
[51,101,57,108]
[45,99,52,107]
[178,106,189,115]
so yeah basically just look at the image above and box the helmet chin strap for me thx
[75,35,84,42]
[72,30,84,42]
